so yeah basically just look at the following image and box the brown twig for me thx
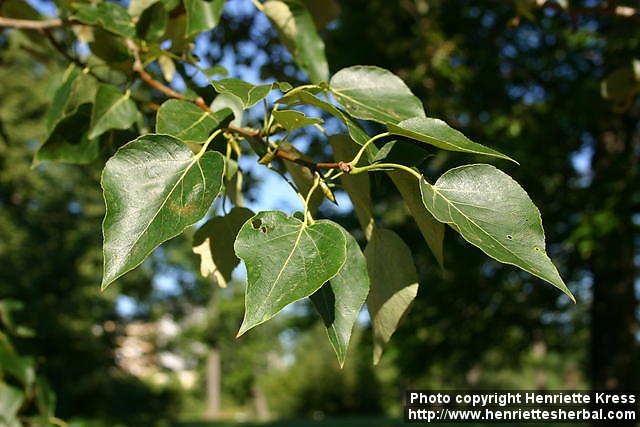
[126,42,343,171]
[224,125,343,170]
[0,16,63,30]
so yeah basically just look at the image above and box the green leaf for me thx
[262,0,329,83]
[184,0,225,37]
[203,65,229,78]
[387,117,517,163]
[89,85,139,140]
[73,2,136,38]
[136,1,168,40]
[89,28,132,66]
[212,78,292,108]
[36,67,99,164]
[310,226,369,366]
[0,382,24,421]
[329,65,426,124]
[101,134,225,289]
[156,100,233,144]
[329,135,374,239]
[0,336,35,387]
[419,164,574,301]
[192,207,255,287]
[235,211,347,335]
[365,228,419,365]
[272,109,322,132]
[277,89,369,145]
[388,171,444,267]
[211,93,243,127]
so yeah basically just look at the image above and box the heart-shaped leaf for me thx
[89,84,139,139]
[311,226,369,366]
[101,134,225,289]
[156,100,233,143]
[329,66,426,124]
[262,0,329,83]
[235,211,347,335]
[192,207,255,287]
[365,228,419,365]
[272,109,322,132]
[212,78,292,108]
[387,117,516,163]
[420,164,574,301]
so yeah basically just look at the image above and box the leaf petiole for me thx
[303,173,321,226]
[350,132,390,166]
[350,162,424,181]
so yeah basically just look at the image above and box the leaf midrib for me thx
[254,223,307,318]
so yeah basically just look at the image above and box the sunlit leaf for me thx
[101,134,225,289]
[235,211,347,335]
[420,164,574,301]
[329,65,426,124]
[387,117,517,163]
[192,207,254,287]
[156,100,233,143]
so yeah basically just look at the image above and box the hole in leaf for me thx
[251,219,262,230]
[260,226,269,234]
[534,247,541,252]
[506,235,513,240]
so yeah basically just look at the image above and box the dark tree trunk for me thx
[589,116,639,390]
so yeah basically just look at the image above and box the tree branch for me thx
[124,39,343,170]
[0,16,63,30]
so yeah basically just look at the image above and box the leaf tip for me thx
[236,320,251,338]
